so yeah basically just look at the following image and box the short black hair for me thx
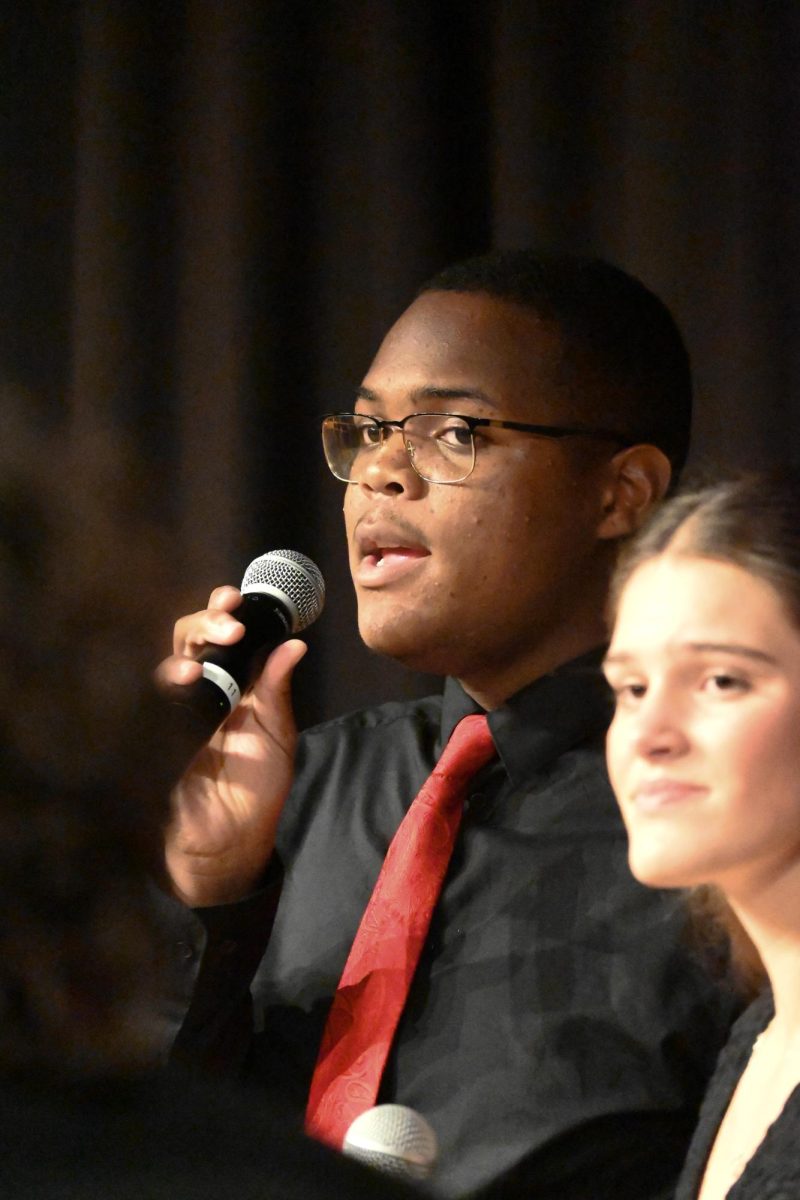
[419,249,692,479]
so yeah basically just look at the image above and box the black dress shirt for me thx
[168,651,740,1199]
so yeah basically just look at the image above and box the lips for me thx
[353,518,430,587]
[631,779,708,813]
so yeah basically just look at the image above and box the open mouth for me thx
[364,545,428,567]
[355,538,430,586]
[354,517,431,584]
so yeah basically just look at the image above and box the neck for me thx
[457,622,608,710]
[729,871,800,1032]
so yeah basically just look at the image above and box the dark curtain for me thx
[4,1,799,728]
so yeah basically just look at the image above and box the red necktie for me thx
[305,713,497,1148]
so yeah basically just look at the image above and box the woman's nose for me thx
[631,690,690,759]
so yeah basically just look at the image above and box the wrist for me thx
[165,848,271,908]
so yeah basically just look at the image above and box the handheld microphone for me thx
[343,1105,438,1182]
[166,549,325,760]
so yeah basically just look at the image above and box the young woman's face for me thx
[604,552,800,901]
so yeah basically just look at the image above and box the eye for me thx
[702,671,750,696]
[356,420,382,447]
[434,420,473,450]
[605,677,647,706]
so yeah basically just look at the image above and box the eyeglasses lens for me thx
[322,414,475,484]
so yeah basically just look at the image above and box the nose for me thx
[629,686,690,760]
[353,427,427,497]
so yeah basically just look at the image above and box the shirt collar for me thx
[440,647,614,787]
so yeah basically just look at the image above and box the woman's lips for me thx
[631,780,709,813]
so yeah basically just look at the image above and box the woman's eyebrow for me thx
[684,641,777,665]
[603,641,778,669]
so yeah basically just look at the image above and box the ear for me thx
[596,444,672,541]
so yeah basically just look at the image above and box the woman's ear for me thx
[596,444,672,541]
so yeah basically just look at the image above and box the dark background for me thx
[4,2,799,729]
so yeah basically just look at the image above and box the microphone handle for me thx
[164,592,292,766]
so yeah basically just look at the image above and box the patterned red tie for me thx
[305,713,497,1148]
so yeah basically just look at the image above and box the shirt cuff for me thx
[170,857,284,1075]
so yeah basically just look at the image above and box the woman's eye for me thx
[608,680,647,704]
[704,672,749,695]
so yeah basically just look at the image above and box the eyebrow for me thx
[356,385,500,410]
[603,641,780,669]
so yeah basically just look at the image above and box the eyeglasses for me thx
[321,411,633,485]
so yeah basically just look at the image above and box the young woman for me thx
[603,469,800,1200]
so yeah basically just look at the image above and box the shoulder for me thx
[721,988,774,1064]
[283,693,445,839]
[297,693,444,753]
[675,990,778,1200]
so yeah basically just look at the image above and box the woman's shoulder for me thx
[674,989,774,1200]
[729,988,774,1043]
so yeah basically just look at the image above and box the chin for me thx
[359,622,450,676]
[628,852,697,892]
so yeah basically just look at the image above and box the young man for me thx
[159,252,738,1199]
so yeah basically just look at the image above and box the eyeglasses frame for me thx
[321,410,635,485]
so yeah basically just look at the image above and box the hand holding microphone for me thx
[158,550,325,907]
[168,551,325,742]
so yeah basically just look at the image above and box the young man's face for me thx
[342,289,633,705]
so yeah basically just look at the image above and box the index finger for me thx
[172,585,244,657]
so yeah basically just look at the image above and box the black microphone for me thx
[343,1105,438,1182]
[166,549,325,762]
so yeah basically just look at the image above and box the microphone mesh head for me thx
[343,1104,438,1181]
[240,550,325,633]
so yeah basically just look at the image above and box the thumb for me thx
[259,637,308,699]
[248,638,308,740]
